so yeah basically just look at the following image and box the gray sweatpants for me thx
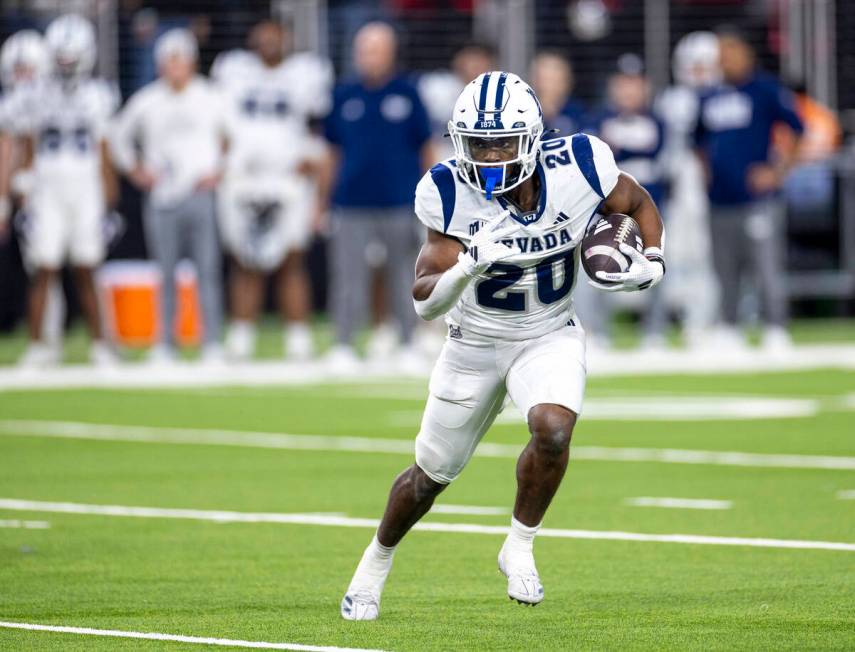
[329,207,418,346]
[709,200,788,327]
[144,191,223,346]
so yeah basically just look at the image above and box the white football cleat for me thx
[324,344,361,375]
[340,588,380,621]
[285,324,314,361]
[761,326,793,354]
[18,342,60,368]
[498,543,544,605]
[225,321,256,361]
[90,340,119,367]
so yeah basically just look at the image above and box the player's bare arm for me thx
[413,221,520,320]
[312,144,339,233]
[0,132,13,238]
[99,140,119,208]
[600,171,663,249]
[590,172,667,292]
[413,228,463,300]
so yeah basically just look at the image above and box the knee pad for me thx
[415,432,460,485]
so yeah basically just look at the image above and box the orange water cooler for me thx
[97,260,203,347]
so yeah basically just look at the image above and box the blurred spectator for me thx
[213,20,333,362]
[655,31,722,349]
[529,50,587,139]
[110,28,228,363]
[694,27,803,352]
[327,0,389,75]
[578,54,666,350]
[419,41,496,158]
[3,16,118,367]
[318,21,433,372]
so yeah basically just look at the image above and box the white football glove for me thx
[589,243,665,292]
[459,215,521,277]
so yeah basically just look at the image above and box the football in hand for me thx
[580,213,643,285]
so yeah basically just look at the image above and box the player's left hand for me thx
[590,243,664,292]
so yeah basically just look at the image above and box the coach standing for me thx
[111,29,228,363]
[694,28,802,352]
[317,21,433,373]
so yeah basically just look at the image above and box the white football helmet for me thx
[0,30,49,89]
[45,14,96,80]
[672,31,720,89]
[448,71,544,199]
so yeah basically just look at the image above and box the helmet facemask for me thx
[449,123,542,199]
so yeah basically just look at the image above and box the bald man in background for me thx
[317,22,433,373]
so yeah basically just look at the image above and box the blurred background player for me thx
[317,21,433,372]
[3,15,118,367]
[694,27,803,352]
[111,28,228,363]
[213,20,332,361]
[0,30,55,343]
[0,30,48,239]
[577,54,666,350]
[654,31,721,349]
[529,50,587,139]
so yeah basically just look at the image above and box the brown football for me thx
[580,213,643,285]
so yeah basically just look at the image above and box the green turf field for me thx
[1,368,854,650]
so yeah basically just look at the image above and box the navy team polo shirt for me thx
[587,108,667,206]
[694,71,803,206]
[547,97,588,140]
[324,75,431,209]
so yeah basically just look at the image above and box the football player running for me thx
[213,20,332,361]
[4,15,118,367]
[341,72,665,620]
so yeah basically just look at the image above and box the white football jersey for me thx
[214,50,332,177]
[5,76,117,181]
[415,133,620,341]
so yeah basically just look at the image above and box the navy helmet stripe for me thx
[478,73,492,110]
[571,134,605,199]
[493,72,508,114]
[478,72,492,116]
[429,163,457,233]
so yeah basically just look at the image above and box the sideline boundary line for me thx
[2,420,854,471]
[1,498,853,552]
[0,621,387,651]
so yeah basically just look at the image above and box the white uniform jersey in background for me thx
[415,133,620,342]
[5,76,117,182]
[4,76,117,269]
[212,50,332,269]
[213,49,331,177]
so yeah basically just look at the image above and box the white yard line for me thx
[431,504,509,516]
[0,621,387,652]
[0,498,853,552]
[836,490,855,500]
[0,519,50,529]
[392,397,820,424]
[625,497,733,510]
[2,419,854,471]
[1,343,854,391]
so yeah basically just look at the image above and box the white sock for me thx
[504,517,541,554]
[349,535,396,591]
